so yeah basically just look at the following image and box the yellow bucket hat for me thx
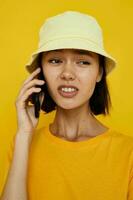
[25,10,117,75]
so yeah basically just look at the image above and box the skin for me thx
[41,48,109,142]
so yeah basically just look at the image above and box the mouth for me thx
[58,89,79,98]
[58,85,79,98]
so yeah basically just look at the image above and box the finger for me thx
[23,68,41,85]
[18,79,45,97]
[27,90,45,106]
[16,87,42,109]
[25,89,45,108]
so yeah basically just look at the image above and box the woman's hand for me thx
[15,67,45,135]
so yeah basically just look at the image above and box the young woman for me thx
[1,10,133,200]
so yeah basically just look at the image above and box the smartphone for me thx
[29,67,46,118]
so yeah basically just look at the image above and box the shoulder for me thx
[111,129,133,143]
[109,129,133,157]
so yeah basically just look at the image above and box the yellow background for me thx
[0,0,133,159]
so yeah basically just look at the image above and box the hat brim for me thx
[25,37,117,75]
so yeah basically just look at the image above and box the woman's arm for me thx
[0,131,32,200]
[0,68,45,200]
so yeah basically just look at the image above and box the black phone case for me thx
[29,67,45,118]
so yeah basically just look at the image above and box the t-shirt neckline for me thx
[43,124,113,149]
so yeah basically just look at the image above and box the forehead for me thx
[42,49,98,58]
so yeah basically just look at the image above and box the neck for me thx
[49,105,108,141]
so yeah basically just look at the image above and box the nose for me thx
[60,62,75,81]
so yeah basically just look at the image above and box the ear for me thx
[96,67,103,83]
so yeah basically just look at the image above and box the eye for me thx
[48,59,62,64]
[78,61,91,65]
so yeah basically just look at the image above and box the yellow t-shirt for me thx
[1,125,133,200]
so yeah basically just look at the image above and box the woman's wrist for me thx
[15,130,33,147]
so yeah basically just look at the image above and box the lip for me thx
[58,89,78,98]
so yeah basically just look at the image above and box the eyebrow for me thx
[47,49,94,57]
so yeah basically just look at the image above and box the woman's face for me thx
[41,49,103,110]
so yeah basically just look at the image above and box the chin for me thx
[52,92,89,110]
[56,101,84,111]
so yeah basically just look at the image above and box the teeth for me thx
[61,88,76,92]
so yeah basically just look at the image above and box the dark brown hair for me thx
[37,52,112,116]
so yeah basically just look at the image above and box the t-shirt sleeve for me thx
[128,149,133,200]
[0,135,15,197]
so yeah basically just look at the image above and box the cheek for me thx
[42,67,54,81]
[42,67,58,90]
[80,70,98,86]
[81,73,98,97]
